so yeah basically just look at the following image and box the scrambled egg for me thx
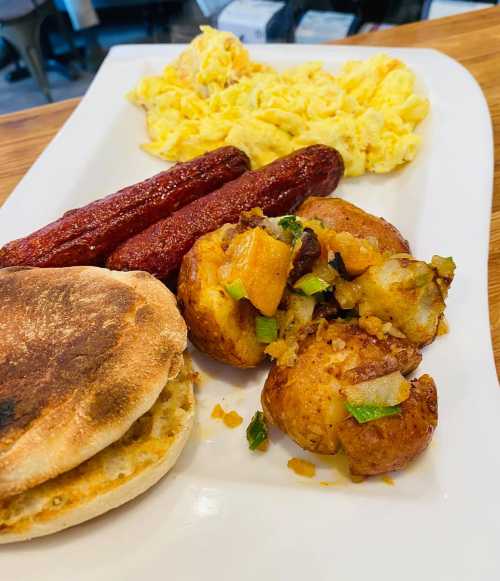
[130,26,429,176]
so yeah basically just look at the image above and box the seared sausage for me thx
[107,145,344,279]
[0,147,250,268]
[337,374,437,475]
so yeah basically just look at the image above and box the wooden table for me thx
[1,7,499,375]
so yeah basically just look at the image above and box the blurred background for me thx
[0,0,497,114]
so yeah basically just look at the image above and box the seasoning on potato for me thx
[129,26,429,177]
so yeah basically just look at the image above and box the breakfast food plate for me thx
[0,43,498,580]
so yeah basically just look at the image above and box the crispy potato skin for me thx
[262,357,347,454]
[262,321,421,454]
[297,197,410,255]
[337,374,437,475]
[177,226,264,368]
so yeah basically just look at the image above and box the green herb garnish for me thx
[293,273,330,296]
[246,411,268,450]
[255,316,278,343]
[225,278,247,301]
[345,402,401,424]
[279,215,303,243]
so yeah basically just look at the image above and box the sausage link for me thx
[0,147,250,268]
[107,145,344,280]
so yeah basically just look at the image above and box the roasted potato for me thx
[319,229,384,277]
[224,226,291,316]
[178,201,454,372]
[335,256,455,347]
[177,225,265,368]
[297,197,410,255]
[262,321,422,454]
[337,374,438,475]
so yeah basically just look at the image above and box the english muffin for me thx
[0,266,194,542]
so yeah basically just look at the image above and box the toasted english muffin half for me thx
[0,266,186,499]
[0,355,195,543]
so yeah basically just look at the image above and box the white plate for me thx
[0,45,498,580]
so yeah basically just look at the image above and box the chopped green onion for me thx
[278,215,303,243]
[345,402,401,424]
[255,316,278,343]
[329,252,352,281]
[293,273,330,296]
[246,411,268,450]
[225,278,247,301]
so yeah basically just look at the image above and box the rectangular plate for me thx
[0,45,498,580]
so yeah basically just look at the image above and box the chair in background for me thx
[83,0,183,42]
[0,0,79,102]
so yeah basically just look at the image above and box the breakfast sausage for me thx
[107,145,344,279]
[0,147,250,268]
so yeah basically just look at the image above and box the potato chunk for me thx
[262,321,421,454]
[342,371,410,407]
[297,197,410,255]
[178,226,265,368]
[338,374,438,475]
[321,230,383,276]
[225,227,291,316]
[336,257,454,347]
